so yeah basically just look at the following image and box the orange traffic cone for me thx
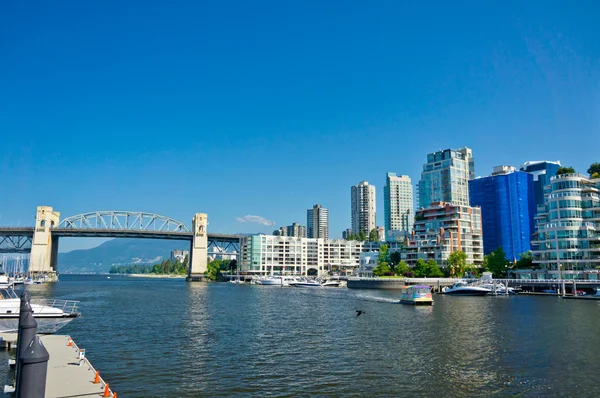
[93,371,100,384]
[103,384,110,397]
[67,338,73,347]
[113,393,117,398]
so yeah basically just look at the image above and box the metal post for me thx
[561,281,566,297]
[16,336,49,398]
[16,311,38,394]
[505,280,509,296]
[16,292,33,371]
[573,281,577,296]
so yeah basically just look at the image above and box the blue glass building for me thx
[520,161,561,209]
[469,166,536,260]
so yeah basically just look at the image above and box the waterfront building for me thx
[469,165,536,260]
[286,222,306,238]
[351,181,376,235]
[358,252,379,276]
[529,173,600,279]
[406,202,484,267]
[342,228,353,240]
[418,147,474,208]
[520,160,561,209]
[170,249,189,263]
[384,173,414,241]
[307,204,329,239]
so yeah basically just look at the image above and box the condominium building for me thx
[406,202,484,267]
[376,226,385,242]
[351,181,376,235]
[342,228,353,240]
[286,222,306,238]
[273,227,288,236]
[384,173,414,241]
[239,235,366,276]
[469,166,536,259]
[520,160,561,209]
[418,147,475,208]
[530,173,600,278]
[170,249,189,263]
[307,204,329,239]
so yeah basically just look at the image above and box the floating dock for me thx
[2,333,115,397]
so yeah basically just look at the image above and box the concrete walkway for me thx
[1,333,114,398]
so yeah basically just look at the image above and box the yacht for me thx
[322,280,341,287]
[255,276,284,286]
[293,279,323,288]
[0,282,80,333]
[442,281,491,296]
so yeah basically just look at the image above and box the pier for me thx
[2,333,115,397]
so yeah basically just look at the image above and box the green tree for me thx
[556,166,576,175]
[446,251,467,277]
[412,259,427,277]
[394,261,409,276]
[368,228,379,242]
[358,230,367,241]
[390,251,402,266]
[587,162,600,177]
[515,251,533,269]
[486,247,509,277]
[426,260,444,277]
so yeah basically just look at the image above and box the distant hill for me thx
[57,238,190,274]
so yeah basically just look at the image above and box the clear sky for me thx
[1,0,599,252]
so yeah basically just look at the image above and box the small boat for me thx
[443,281,491,296]
[400,285,433,305]
[293,279,323,288]
[0,281,80,333]
[321,280,341,288]
[229,277,245,284]
[254,276,284,285]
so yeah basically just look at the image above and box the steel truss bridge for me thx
[0,211,242,255]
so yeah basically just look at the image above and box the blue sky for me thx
[1,0,599,252]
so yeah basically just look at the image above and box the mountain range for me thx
[57,238,191,274]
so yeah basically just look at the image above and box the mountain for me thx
[57,238,190,274]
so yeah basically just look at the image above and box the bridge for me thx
[0,206,243,281]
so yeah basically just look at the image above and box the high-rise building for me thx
[376,226,385,242]
[469,166,536,260]
[286,222,306,238]
[307,204,329,239]
[342,228,353,240]
[273,227,288,236]
[520,160,561,209]
[384,173,414,241]
[351,181,376,235]
[406,202,484,267]
[418,147,474,208]
[530,173,600,278]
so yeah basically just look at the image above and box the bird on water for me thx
[355,310,365,317]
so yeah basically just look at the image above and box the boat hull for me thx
[444,290,490,296]
[399,299,433,305]
[0,314,79,334]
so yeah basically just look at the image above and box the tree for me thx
[394,261,409,276]
[412,259,427,277]
[368,229,379,242]
[515,251,533,269]
[426,260,444,277]
[358,230,367,241]
[446,251,467,276]
[587,162,600,178]
[556,166,576,175]
[486,247,509,277]
[390,251,402,266]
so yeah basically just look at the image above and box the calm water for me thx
[3,275,600,397]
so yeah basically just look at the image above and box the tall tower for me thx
[351,181,376,235]
[384,173,413,241]
[307,204,329,239]
[418,147,475,208]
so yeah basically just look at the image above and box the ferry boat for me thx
[400,285,433,305]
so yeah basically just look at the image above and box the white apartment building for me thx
[239,235,369,276]
[384,173,414,241]
[351,181,376,235]
[307,204,329,239]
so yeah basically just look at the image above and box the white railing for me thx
[30,299,80,314]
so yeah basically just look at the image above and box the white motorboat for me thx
[479,282,518,295]
[442,281,491,296]
[254,276,284,286]
[293,279,323,288]
[0,288,80,333]
[229,277,245,284]
[322,280,341,287]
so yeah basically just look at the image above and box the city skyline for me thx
[1,1,598,252]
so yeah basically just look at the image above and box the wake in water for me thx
[353,292,400,304]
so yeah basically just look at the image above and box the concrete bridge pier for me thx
[29,206,60,278]
[188,213,208,281]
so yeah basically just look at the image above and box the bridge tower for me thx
[30,206,60,275]
[188,213,208,281]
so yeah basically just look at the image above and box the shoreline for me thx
[121,274,186,279]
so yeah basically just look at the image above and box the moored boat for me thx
[442,281,491,296]
[400,285,433,305]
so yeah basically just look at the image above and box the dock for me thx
[2,333,115,398]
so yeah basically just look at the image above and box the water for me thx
[3,275,600,397]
